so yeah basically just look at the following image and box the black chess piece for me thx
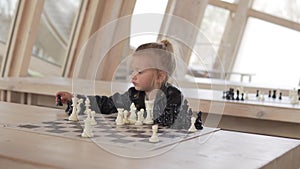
[298,89,300,101]
[226,88,234,100]
[272,90,277,99]
[235,90,240,101]
[56,95,63,106]
[241,93,244,101]
[256,90,259,97]
[66,100,73,115]
[194,111,203,130]
[279,92,282,100]
[268,90,271,98]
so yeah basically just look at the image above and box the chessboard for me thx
[6,113,219,152]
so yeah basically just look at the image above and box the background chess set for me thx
[222,87,300,105]
[7,113,218,151]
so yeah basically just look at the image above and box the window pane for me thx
[232,17,300,87]
[253,0,300,24]
[0,0,18,44]
[29,0,81,77]
[0,0,18,73]
[189,5,229,73]
[130,0,168,48]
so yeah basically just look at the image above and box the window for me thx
[189,5,230,74]
[130,0,168,49]
[0,0,18,74]
[29,0,82,77]
[253,0,300,24]
[232,17,300,87]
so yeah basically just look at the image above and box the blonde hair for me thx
[134,39,176,76]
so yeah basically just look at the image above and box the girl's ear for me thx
[157,70,167,83]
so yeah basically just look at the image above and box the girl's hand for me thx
[55,91,73,104]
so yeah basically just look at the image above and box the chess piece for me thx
[272,90,277,99]
[144,100,154,124]
[256,90,259,97]
[279,92,282,100]
[241,93,244,101]
[69,96,79,121]
[135,110,143,125]
[115,108,125,125]
[194,111,203,130]
[56,95,63,106]
[123,110,130,124]
[81,118,94,138]
[259,92,265,102]
[128,103,137,124]
[76,98,83,115]
[235,90,240,101]
[188,116,197,132]
[90,110,97,125]
[268,90,271,98]
[149,125,159,143]
[244,91,249,100]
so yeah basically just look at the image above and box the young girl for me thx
[56,40,191,128]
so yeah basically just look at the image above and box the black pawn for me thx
[194,111,203,130]
[56,95,63,106]
[279,92,282,100]
[256,90,259,97]
[241,93,244,101]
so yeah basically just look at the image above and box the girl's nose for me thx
[130,71,138,80]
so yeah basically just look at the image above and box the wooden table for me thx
[0,102,299,169]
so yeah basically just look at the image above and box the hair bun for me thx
[160,39,173,53]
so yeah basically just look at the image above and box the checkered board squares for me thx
[9,113,219,151]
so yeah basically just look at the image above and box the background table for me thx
[0,102,299,169]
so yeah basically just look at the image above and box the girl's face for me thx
[131,68,157,92]
[130,54,160,92]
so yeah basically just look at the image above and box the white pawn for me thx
[90,110,97,125]
[69,95,79,121]
[149,124,159,143]
[188,116,197,132]
[244,91,249,100]
[123,110,130,124]
[81,118,94,138]
[115,108,125,125]
[259,92,265,102]
[135,110,143,126]
[85,97,91,110]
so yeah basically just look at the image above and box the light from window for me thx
[232,17,300,88]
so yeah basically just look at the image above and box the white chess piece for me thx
[140,109,145,122]
[290,89,299,105]
[90,110,97,125]
[188,116,197,132]
[123,110,130,124]
[81,118,94,138]
[76,98,83,115]
[128,103,137,124]
[259,92,265,102]
[149,124,159,143]
[115,108,125,125]
[69,95,79,121]
[135,110,143,126]
[144,100,154,124]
